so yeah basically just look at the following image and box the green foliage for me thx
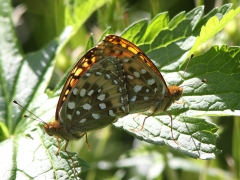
[0,0,239,179]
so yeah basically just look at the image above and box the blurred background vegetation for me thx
[11,0,240,179]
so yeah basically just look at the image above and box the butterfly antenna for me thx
[181,54,206,87]
[13,100,47,125]
[183,54,194,78]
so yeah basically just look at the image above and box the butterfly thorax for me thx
[43,121,83,141]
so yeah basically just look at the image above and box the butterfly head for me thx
[168,85,183,101]
[43,121,68,140]
[43,121,61,137]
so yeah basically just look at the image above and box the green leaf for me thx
[191,5,240,54]
[114,116,220,159]
[141,12,169,43]
[121,19,148,43]
[64,0,109,46]
[183,46,240,113]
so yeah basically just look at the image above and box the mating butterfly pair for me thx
[17,35,184,175]
[45,34,182,149]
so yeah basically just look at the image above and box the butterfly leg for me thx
[164,111,178,145]
[74,133,91,151]
[59,134,91,175]
[55,137,61,155]
[132,113,140,118]
[175,101,184,104]
[130,114,149,132]
[54,138,77,175]
[83,133,91,151]
[63,140,77,175]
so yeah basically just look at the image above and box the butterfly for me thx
[14,34,183,175]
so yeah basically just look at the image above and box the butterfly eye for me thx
[43,125,52,135]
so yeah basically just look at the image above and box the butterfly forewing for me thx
[55,47,104,120]
[59,56,129,131]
